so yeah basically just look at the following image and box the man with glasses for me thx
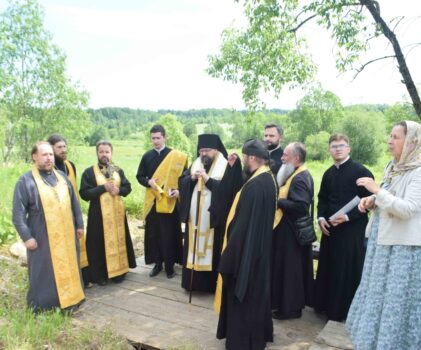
[315,134,373,321]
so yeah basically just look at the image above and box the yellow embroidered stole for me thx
[187,152,227,271]
[143,150,188,218]
[64,160,88,268]
[93,165,129,278]
[214,165,274,313]
[273,165,307,229]
[32,166,85,309]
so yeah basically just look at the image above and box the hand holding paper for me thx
[329,196,361,221]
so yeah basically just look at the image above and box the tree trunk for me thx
[361,0,421,119]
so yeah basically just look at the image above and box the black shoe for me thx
[166,271,176,279]
[149,264,162,277]
[97,279,108,286]
[272,309,302,320]
[111,275,125,283]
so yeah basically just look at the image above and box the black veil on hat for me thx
[242,139,269,160]
[197,134,228,158]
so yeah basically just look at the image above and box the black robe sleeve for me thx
[12,176,33,242]
[136,155,150,188]
[208,157,243,228]
[278,173,313,219]
[79,167,107,201]
[178,167,196,223]
[317,170,330,219]
[347,166,374,221]
[117,169,132,197]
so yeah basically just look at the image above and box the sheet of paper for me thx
[329,196,361,220]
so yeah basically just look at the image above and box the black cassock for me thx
[271,170,315,317]
[315,158,373,321]
[79,166,136,284]
[136,147,183,269]
[268,146,283,175]
[178,158,242,292]
[217,170,276,350]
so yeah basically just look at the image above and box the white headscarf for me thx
[383,120,421,184]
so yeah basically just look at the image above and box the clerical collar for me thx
[154,145,166,154]
[268,144,281,154]
[334,156,350,169]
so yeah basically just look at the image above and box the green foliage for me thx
[207,0,316,110]
[203,118,226,142]
[142,114,193,158]
[337,108,386,165]
[0,259,127,349]
[383,103,418,132]
[287,87,343,142]
[208,0,416,112]
[305,131,330,161]
[0,0,90,162]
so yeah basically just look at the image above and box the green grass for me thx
[0,258,127,350]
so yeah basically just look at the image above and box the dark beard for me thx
[201,155,213,166]
[242,169,252,182]
[267,143,278,151]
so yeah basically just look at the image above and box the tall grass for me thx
[0,258,127,349]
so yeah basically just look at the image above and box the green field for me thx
[1,139,387,245]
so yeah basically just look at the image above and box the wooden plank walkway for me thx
[75,258,343,349]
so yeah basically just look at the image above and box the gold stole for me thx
[143,150,188,219]
[64,160,88,268]
[187,152,227,271]
[32,166,85,309]
[273,164,307,228]
[214,165,274,313]
[93,165,129,278]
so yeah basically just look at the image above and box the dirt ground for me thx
[127,218,145,258]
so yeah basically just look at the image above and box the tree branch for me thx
[360,0,421,119]
[352,55,396,79]
[289,14,317,33]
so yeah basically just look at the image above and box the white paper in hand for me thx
[329,196,361,221]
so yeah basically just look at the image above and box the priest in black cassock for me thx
[178,134,243,292]
[80,141,136,285]
[315,134,373,321]
[216,139,277,350]
[136,125,187,278]
[271,142,315,320]
[13,142,85,312]
[264,123,284,174]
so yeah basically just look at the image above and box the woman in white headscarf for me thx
[346,120,421,349]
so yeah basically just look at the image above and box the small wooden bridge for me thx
[76,258,353,350]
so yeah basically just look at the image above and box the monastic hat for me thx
[197,134,228,157]
[242,139,269,160]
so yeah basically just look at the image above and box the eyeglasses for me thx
[330,144,349,150]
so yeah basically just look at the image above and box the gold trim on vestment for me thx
[186,152,227,272]
[64,160,88,268]
[32,166,85,309]
[93,165,129,278]
[143,150,188,218]
[273,165,307,228]
[214,165,275,313]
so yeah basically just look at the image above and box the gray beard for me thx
[276,163,295,187]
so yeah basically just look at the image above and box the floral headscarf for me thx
[383,120,421,184]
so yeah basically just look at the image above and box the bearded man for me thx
[178,134,242,292]
[271,142,315,320]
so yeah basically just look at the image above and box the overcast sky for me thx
[1,0,420,110]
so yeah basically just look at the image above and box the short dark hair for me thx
[47,134,67,146]
[96,140,113,151]
[150,124,166,137]
[291,142,306,163]
[31,141,51,156]
[264,123,283,136]
[394,121,408,135]
[329,133,349,145]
